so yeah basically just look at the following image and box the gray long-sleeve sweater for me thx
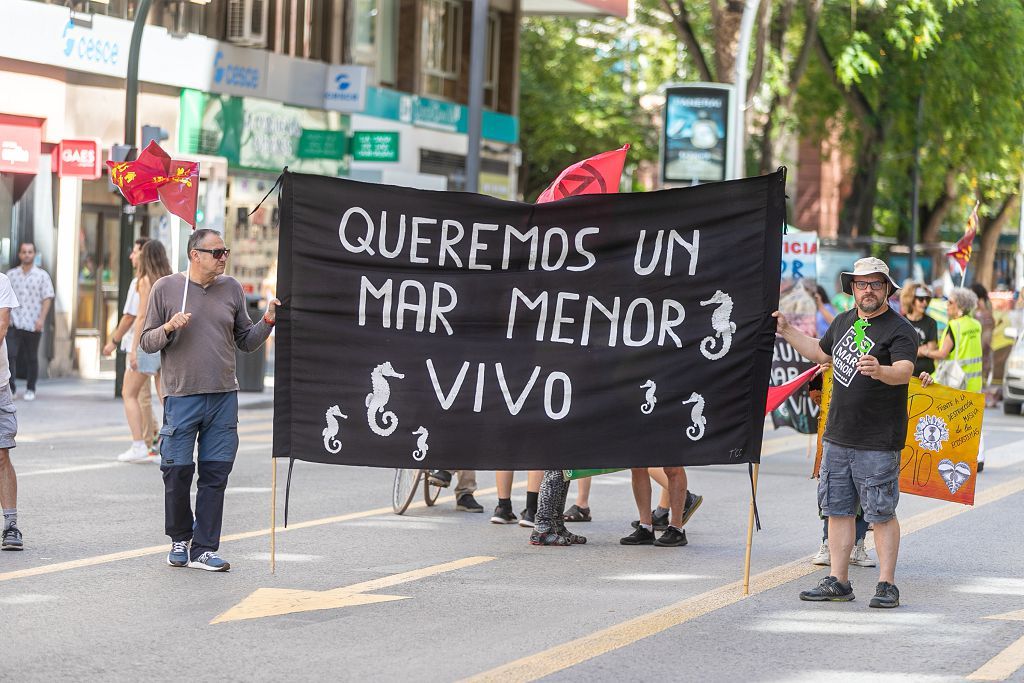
[140,273,273,397]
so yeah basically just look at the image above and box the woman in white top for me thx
[116,240,173,463]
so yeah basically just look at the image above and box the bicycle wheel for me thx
[392,468,423,515]
[424,471,443,506]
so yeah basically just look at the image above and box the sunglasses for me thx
[194,248,231,260]
[915,296,931,303]
[853,280,886,291]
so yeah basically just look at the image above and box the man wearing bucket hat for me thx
[773,257,917,608]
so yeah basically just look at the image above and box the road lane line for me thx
[0,482,518,584]
[461,476,1024,683]
[968,635,1024,681]
[19,462,123,477]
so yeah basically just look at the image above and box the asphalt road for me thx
[2,379,1024,682]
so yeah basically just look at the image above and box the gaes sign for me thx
[55,139,101,179]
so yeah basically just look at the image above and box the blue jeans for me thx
[823,513,869,543]
[159,392,238,559]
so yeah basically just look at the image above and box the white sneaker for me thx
[812,540,830,566]
[850,540,877,567]
[116,445,150,463]
[24,390,35,401]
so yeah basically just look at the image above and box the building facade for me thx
[0,0,522,379]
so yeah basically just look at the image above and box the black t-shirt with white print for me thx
[819,307,919,451]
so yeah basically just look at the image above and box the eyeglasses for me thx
[853,280,886,291]
[194,248,231,260]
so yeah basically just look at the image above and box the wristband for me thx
[263,313,276,327]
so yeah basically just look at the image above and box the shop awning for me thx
[521,0,629,19]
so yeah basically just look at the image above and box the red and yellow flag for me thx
[535,145,629,204]
[946,202,978,272]
[107,141,199,227]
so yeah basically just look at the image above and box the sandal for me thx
[529,530,571,546]
[555,524,587,544]
[564,505,591,522]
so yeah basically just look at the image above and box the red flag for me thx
[535,145,629,204]
[946,203,978,272]
[107,141,199,227]
[765,365,820,414]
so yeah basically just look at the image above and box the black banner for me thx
[770,338,820,434]
[274,170,785,469]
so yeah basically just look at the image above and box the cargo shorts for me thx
[0,384,16,449]
[818,440,900,524]
[159,392,239,467]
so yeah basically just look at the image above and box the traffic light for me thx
[108,143,133,193]
[141,125,169,150]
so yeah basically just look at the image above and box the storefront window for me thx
[75,207,120,345]
[421,0,462,100]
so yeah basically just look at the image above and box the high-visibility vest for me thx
[943,315,984,392]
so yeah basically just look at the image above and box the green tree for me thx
[518,17,679,200]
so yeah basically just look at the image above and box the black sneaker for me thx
[456,493,484,512]
[428,470,452,487]
[654,526,687,547]
[681,491,703,527]
[490,505,518,524]
[631,509,669,531]
[518,508,536,528]
[799,576,855,602]
[869,581,900,608]
[620,526,656,545]
[1,525,23,551]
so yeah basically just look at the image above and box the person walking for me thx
[621,466,690,547]
[0,271,21,549]
[774,257,917,608]
[115,240,173,463]
[6,243,54,401]
[104,237,158,454]
[140,229,276,572]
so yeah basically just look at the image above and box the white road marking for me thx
[242,552,320,562]
[0,594,58,605]
[762,672,962,683]
[602,573,715,582]
[955,577,1024,596]
[19,462,123,477]
[226,487,272,494]
[983,437,1024,469]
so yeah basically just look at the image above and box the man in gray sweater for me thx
[141,229,277,571]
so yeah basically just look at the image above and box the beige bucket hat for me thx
[839,257,900,295]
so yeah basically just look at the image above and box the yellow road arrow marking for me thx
[211,555,495,624]
[968,609,1024,681]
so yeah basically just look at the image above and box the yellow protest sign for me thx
[814,369,983,505]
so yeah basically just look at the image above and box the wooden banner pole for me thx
[743,462,760,596]
[270,457,277,575]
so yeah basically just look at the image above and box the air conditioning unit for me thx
[226,0,268,47]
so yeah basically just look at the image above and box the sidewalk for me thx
[12,377,275,441]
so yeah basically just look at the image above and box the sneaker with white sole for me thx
[189,551,230,572]
[812,540,830,566]
[850,540,877,567]
[116,444,150,463]
[2,525,23,551]
[24,390,35,401]
[167,540,189,567]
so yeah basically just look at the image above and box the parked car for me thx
[1003,325,1024,415]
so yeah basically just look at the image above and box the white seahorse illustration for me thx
[699,290,736,361]
[412,426,430,461]
[321,405,348,453]
[640,379,658,414]
[681,392,706,441]
[366,361,405,437]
